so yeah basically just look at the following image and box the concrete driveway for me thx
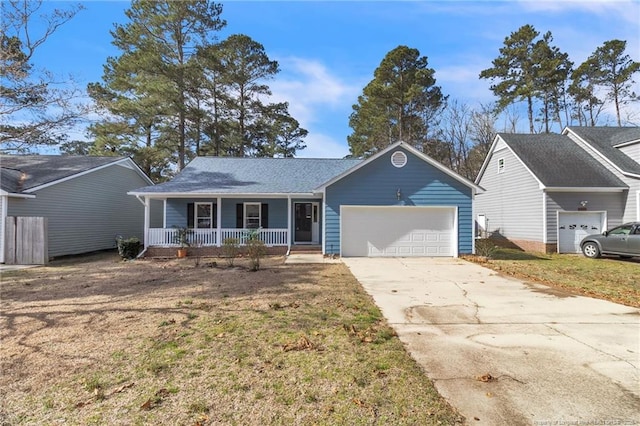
[342,257,640,425]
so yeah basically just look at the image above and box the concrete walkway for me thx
[284,253,341,264]
[342,257,640,426]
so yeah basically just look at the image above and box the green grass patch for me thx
[486,248,639,307]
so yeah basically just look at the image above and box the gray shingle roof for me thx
[0,155,127,193]
[499,133,627,188]
[130,157,363,194]
[567,126,640,175]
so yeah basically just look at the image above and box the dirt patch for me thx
[0,251,462,425]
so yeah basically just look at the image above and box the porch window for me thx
[187,202,216,228]
[244,203,261,228]
[195,203,212,228]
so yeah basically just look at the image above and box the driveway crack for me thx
[544,323,638,370]
[455,282,481,324]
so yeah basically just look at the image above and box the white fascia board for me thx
[496,140,546,189]
[563,128,640,179]
[2,191,36,199]
[24,157,152,193]
[127,192,320,199]
[612,139,640,148]
[315,141,482,193]
[475,134,502,185]
[544,187,626,193]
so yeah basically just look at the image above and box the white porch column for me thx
[143,196,150,249]
[217,196,222,247]
[0,195,7,263]
[287,195,292,251]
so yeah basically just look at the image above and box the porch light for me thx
[396,188,402,200]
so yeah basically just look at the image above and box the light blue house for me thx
[129,141,481,257]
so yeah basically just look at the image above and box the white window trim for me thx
[498,158,505,174]
[244,202,261,229]
[195,202,213,229]
[636,190,640,221]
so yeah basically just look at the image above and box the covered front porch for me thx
[136,195,322,254]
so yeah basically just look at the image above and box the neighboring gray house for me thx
[0,155,155,263]
[129,141,481,258]
[475,126,640,253]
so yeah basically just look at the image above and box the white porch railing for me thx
[147,228,289,247]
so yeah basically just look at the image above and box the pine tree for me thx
[88,0,226,171]
[568,59,604,126]
[585,40,639,126]
[480,25,544,134]
[348,45,446,157]
[532,32,572,133]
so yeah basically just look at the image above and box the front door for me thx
[295,203,312,242]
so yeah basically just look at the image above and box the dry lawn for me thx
[0,252,462,425]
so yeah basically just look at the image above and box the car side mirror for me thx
[602,231,608,236]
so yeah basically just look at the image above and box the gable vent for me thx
[391,151,407,168]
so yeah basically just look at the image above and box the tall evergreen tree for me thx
[568,58,604,126]
[584,40,639,126]
[88,0,226,171]
[348,45,446,157]
[480,24,542,134]
[532,32,572,132]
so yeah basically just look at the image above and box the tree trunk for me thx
[527,95,534,134]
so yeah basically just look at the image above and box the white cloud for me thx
[517,0,639,23]
[263,56,361,157]
[436,64,495,105]
[268,56,361,125]
[296,132,350,159]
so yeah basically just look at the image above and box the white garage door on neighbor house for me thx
[340,206,456,257]
[557,211,606,253]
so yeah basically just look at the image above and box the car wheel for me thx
[582,242,601,258]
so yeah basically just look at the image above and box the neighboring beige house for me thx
[475,126,640,253]
[1,155,157,263]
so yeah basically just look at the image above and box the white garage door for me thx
[558,211,605,253]
[341,206,456,257]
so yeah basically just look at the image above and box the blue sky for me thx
[33,1,640,158]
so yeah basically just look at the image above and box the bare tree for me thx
[1,0,87,153]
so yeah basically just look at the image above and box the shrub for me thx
[116,237,141,260]
[246,237,266,271]
[475,238,497,259]
[222,238,240,266]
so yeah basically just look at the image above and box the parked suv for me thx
[580,222,640,259]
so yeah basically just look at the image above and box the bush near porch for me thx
[467,248,640,308]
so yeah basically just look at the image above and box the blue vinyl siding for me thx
[221,199,288,228]
[165,198,288,229]
[325,147,473,255]
[166,198,218,228]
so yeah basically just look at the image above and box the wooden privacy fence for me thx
[4,216,48,265]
